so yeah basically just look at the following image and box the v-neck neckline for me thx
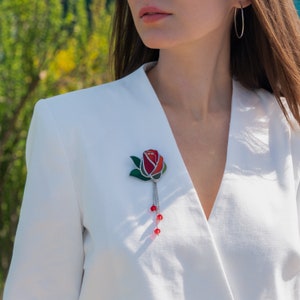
[137,63,238,225]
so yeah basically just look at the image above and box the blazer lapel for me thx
[121,64,235,299]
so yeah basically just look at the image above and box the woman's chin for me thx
[141,37,177,51]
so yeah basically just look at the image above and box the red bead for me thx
[156,214,163,221]
[150,205,157,212]
[154,228,161,235]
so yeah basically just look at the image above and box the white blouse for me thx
[3,64,300,300]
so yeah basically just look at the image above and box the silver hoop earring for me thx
[234,2,245,39]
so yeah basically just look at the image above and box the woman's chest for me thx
[77,148,300,299]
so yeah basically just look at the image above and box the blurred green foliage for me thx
[0,0,112,296]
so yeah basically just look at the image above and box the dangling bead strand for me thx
[151,181,163,235]
[150,205,157,212]
[153,228,161,235]
[156,214,163,222]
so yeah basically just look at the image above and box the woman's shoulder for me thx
[238,81,299,130]
[36,66,145,115]
[254,86,300,143]
[29,64,155,140]
[238,82,300,185]
[236,80,300,145]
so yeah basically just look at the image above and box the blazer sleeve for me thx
[291,123,300,233]
[3,100,84,300]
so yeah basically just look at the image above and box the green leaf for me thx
[152,173,162,180]
[140,164,149,177]
[130,156,141,168]
[162,163,167,174]
[129,169,151,181]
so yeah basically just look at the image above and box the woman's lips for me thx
[139,6,171,23]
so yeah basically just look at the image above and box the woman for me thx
[4,0,300,299]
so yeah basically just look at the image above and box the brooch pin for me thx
[130,149,167,236]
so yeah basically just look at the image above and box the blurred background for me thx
[0,0,299,298]
[0,0,112,297]
[297,0,300,13]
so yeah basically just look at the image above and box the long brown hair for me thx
[111,1,300,125]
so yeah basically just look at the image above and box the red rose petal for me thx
[152,155,164,175]
[143,150,157,174]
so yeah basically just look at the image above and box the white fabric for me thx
[3,64,300,300]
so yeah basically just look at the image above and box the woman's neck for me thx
[147,32,232,121]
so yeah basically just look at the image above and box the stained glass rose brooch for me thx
[130,149,167,236]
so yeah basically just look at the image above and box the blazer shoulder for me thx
[38,76,135,110]
[30,65,153,144]
[253,87,300,127]
[254,88,300,183]
[33,67,146,125]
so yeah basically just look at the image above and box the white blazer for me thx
[4,64,300,300]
